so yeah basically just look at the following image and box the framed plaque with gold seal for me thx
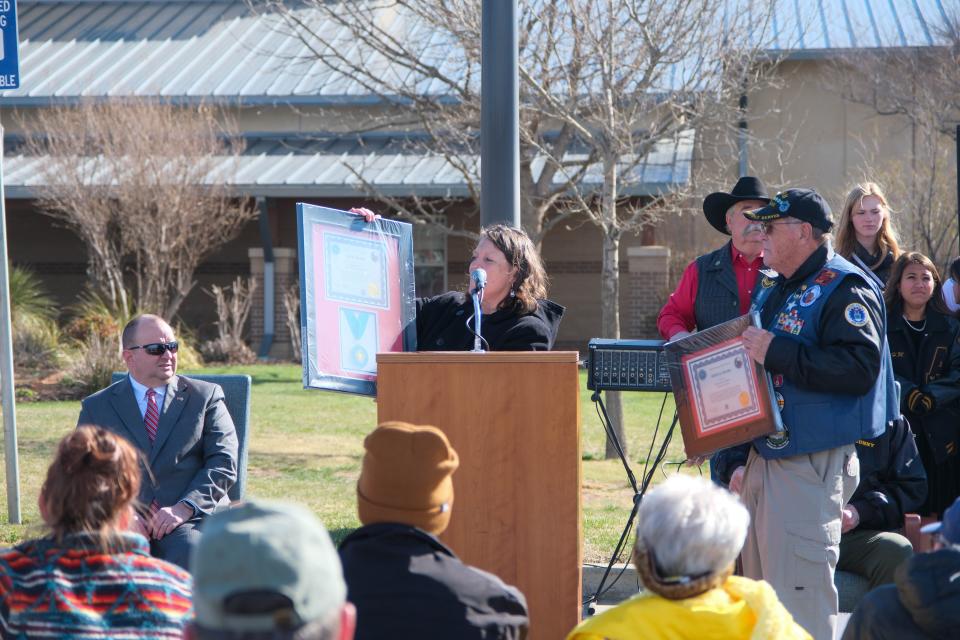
[297,204,416,396]
[665,313,783,458]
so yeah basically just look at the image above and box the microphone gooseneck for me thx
[470,268,486,352]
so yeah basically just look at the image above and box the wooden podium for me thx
[377,351,582,640]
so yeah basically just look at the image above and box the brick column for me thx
[625,246,670,339]
[248,247,298,359]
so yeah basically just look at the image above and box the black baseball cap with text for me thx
[743,188,834,232]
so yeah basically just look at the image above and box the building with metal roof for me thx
[2,0,956,352]
[9,0,956,106]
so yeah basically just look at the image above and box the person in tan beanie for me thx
[356,421,458,535]
[339,422,529,640]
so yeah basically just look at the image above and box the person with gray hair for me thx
[566,474,810,640]
[186,500,355,640]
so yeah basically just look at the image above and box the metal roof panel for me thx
[8,1,956,102]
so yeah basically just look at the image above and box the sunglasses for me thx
[127,341,179,356]
[760,220,804,235]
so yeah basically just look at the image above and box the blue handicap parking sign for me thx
[0,1,19,89]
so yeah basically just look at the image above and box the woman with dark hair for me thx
[0,427,192,637]
[415,224,563,351]
[836,182,901,285]
[941,257,960,315]
[886,252,960,516]
[351,209,564,351]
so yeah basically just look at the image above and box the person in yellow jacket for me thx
[567,475,811,640]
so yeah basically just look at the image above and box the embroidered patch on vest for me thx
[844,303,869,327]
[814,269,838,286]
[775,309,804,335]
[775,391,784,410]
[766,429,790,450]
[761,276,777,289]
[799,284,821,307]
[772,374,783,388]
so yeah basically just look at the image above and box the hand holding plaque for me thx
[664,313,783,459]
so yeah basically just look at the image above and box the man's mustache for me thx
[744,222,764,236]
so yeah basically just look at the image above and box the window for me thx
[413,224,447,298]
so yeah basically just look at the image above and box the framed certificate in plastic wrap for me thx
[664,313,783,458]
[296,204,416,396]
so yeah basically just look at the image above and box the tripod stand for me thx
[582,388,679,615]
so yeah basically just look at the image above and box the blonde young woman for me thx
[836,182,902,285]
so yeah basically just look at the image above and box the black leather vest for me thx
[693,241,744,330]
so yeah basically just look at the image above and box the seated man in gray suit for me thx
[78,314,238,570]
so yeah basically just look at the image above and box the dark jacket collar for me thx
[781,244,829,287]
[339,521,455,557]
[888,303,953,333]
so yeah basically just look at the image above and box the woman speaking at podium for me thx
[351,209,563,351]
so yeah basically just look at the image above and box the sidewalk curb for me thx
[582,563,640,604]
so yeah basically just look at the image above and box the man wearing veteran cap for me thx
[842,495,960,639]
[188,500,356,640]
[339,421,529,640]
[716,188,896,640]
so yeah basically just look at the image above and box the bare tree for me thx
[21,100,257,319]
[254,0,780,456]
[829,14,960,267]
[283,281,302,364]
[201,276,258,364]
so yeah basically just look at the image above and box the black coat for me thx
[888,308,960,467]
[851,242,895,287]
[416,291,564,351]
[339,523,529,640]
[847,417,927,532]
[842,547,960,640]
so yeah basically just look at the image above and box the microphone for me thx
[470,268,486,352]
[471,268,487,293]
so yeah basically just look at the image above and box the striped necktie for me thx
[144,388,161,518]
[145,388,160,444]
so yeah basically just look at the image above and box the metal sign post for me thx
[0,0,21,524]
[480,0,520,228]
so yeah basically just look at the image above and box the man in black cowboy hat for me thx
[657,176,771,342]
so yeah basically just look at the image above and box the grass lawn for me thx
[0,364,695,563]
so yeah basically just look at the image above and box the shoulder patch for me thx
[814,269,838,286]
[844,303,869,327]
[799,284,822,307]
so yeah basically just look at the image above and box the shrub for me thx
[62,332,123,397]
[13,319,61,371]
[200,277,256,365]
[9,266,61,371]
[64,289,132,343]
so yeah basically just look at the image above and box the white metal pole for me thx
[0,120,21,524]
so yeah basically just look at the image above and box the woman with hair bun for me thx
[0,426,192,637]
